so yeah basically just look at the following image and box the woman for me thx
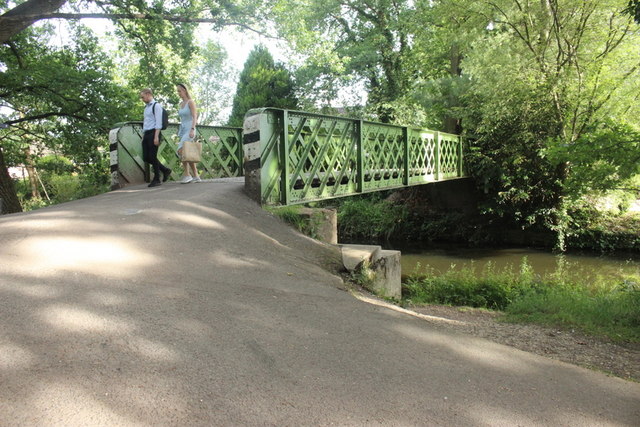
[176,83,201,183]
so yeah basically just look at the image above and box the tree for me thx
[2,0,267,105]
[190,40,236,126]
[0,24,137,213]
[436,0,640,248]
[227,45,297,127]
[270,0,415,122]
[0,145,20,213]
[0,0,67,44]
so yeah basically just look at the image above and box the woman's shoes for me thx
[180,175,201,184]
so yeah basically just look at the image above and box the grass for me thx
[268,205,322,240]
[403,260,640,343]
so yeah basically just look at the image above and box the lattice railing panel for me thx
[112,122,242,187]
[361,123,405,190]
[439,134,460,177]
[407,130,436,183]
[197,127,243,178]
[286,112,359,203]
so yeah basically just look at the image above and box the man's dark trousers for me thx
[142,130,170,183]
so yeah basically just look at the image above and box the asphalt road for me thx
[1,178,638,426]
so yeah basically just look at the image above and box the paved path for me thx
[1,179,638,426]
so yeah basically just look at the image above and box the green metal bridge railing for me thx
[109,110,466,206]
[109,121,243,189]
[242,108,466,206]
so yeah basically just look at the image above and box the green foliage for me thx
[332,186,639,252]
[413,211,488,245]
[546,122,640,197]
[48,174,81,203]
[431,0,640,248]
[463,83,565,238]
[0,24,137,211]
[12,150,109,210]
[566,208,640,252]
[505,280,640,342]
[270,0,639,248]
[269,205,321,240]
[403,261,536,310]
[35,155,75,177]
[18,196,52,212]
[1,2,251,211]
[404,260,640,342]
[271,0,415,121]
[337,194,408,242]
[1,25,137,131]
[16,170,109,210]
[624,0,640,22]
[190,40,236,125]
[227,45,298,127]
[330,186,491,246]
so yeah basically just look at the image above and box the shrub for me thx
[566,209,640,252]
[48,174,81,203]
[337,196,408,241]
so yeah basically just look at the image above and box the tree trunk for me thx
[0,147,23,214]
[443,44,463,134]
[0,0,68,43]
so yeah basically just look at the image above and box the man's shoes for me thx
[148,181,161,187]
[163,169,172,182]
[191,177,202,183]
[180,175,193,184]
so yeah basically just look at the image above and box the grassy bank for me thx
[403,261,640,343]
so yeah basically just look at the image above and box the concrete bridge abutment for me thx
[272,207,402,299]
[340,244,402,300]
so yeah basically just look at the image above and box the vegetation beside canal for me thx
[330,190,640,343]
[402,261,640,343]
[331,192,640,253]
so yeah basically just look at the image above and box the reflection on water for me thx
[392,246,640,282]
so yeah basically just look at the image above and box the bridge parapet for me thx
[242,108,466,206]
[109,121,243,188]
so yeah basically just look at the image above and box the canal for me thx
[391,246,640,283]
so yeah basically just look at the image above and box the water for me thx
[392,246,640,283]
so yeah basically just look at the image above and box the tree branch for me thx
[3,111,88,126]
[2,12,222,23]
[1,11,275,42]
[0,0,67,44]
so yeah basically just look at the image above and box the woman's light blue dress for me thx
[177,102,194,149]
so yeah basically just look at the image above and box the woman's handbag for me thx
[181,139,202,162]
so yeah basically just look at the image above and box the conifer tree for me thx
[227,45,297,127]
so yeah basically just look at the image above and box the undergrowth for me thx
[331,191,640,252]
[403,260,640,342]
[269,205,322,239]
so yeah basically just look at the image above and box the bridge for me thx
[110,108,466,205]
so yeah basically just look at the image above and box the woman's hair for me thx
[177,83,191,99]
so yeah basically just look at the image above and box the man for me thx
[139,88,171,187]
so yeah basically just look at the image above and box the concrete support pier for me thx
[340,244,401,299]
